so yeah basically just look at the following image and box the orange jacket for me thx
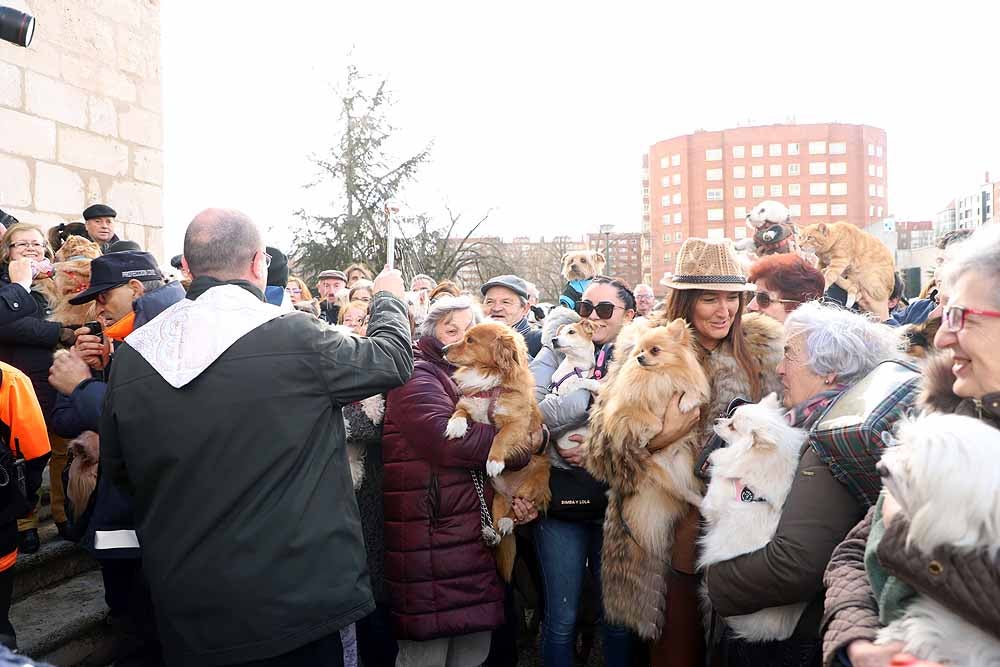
[1,361,50,461]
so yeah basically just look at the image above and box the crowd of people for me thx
[0,202,996,667]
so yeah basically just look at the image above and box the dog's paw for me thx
[445,416,468,439]
[486,459,506,477]
[497,517,514,535]
[678,392,702,413]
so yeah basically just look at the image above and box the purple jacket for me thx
[381,336,505,641]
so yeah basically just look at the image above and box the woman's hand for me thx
[558,435,586,467]
[648,394,700,453]
[882,491,902,527]
[511,497,539,525]
[846,639,905,667]
[529,427,545,454]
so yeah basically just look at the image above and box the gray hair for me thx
[183,208,262,279]
[634,283,654,296]
[417,295,483,338]
[938,225,1000,308]
[784,301,903,385]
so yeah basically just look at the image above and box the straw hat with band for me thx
[660,237,756,292]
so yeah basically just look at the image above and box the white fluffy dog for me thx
[875,413,1000,666]
[699,393,810,641]
[547,318,602,464]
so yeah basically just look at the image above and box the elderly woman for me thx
[381,296,539,666]
[747,253,826,323]
[338,300,370,336]
[703,301,909,666]
[349,279,375,304]
[822,225,1000,667]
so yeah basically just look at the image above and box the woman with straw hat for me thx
[647,238,785,666]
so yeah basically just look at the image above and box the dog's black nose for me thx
[876,461,890,478]
[636,355,646,366]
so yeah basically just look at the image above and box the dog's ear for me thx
[561,252,571,264]
[577,319,598,336]
[816,222,828,235]
[750,428,777,449]
[495,331,525,378]
[593,252,606,266]
[760,392,781,410]
[665,318,690,342]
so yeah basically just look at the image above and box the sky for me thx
[160,1,1000,257]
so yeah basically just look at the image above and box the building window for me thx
[734,205,747,219]
[752,185,765,198]
[809,182,827,195]
[769,164,782,177]
[733,166,746,178]
[663,251,671,262]
[830,162,847,175]
[877,205,883,217]
[867,143,875,156]
[868,164,875,176]
[751,165,764,178]
[830,182,847,196]
[788,183,801,196]
[868,184,876,196]
[788,163,801,176]
[674,212,682,225]
[659,157,669,168]
[663,232,671,243]
[831,203,847,216]
[662,214,670,224]
[708,208,725,222]
[876,145,883,158]
[749,144,763,157]
[788,142,800,156]
[876,185,885,198]
[661,176,670,187]
[706,148,723,161]
[770,184,783,197]
[675,231,683,241]
[707,188,724,201]
[733,185,746,199]
[734,226,747,240]
[661,195,670,206]
[808,141,827,155]
[869,205,875,217]
[876,165,883,178]
[768,143,782,157]
[673,192,682,204]
[829,141,847,155]
[672,153,681,166]
[809,162,827,175]
[707,227,725,240]
[706,168,723,181]
[732,145,745,158]
[789,203,802,216]
[810,202,828,216]
[672,173,681,185]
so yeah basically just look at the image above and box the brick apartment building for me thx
[641,123,888,291]
[895,220,934,250]
[586,232,643,289]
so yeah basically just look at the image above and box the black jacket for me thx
[100,280,413,666]
[0,283,37,327]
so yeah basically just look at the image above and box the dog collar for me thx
[549,367,586,392]
[470,387,508,422]
[733,479,767,504]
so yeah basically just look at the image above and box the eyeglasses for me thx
[285,287,302,295]
[9,241,45,250]
[752,291,800,309]
[575,300,623,320]
[263,252,272,268]
[943,305,1000,332]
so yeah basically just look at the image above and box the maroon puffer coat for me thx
[381,336,505,641]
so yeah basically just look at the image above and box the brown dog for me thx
[444,321,549,580]
[66,429,100,520]
[561,250,606,282]
[39,235,102,327]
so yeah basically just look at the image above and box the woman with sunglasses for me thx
[528,276,639,666]
[747,253,826,323]
[823,224,1000,667]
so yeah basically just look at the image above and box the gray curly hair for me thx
[417,295,484,339]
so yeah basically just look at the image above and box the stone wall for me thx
[0,0,162,260]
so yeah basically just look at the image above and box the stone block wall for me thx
[0,0,163,261]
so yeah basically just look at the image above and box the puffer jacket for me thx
[821,355,1000,665]
[381,335,506,641]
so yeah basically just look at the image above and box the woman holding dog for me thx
[823,224,1000,667]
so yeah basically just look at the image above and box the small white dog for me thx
[699,393,810,641]
[547,319,602,463]
[875,413,1000,666]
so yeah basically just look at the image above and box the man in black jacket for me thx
[100,208,413,667]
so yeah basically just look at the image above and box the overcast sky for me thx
[161,1,1000,257]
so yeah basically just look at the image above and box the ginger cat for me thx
[798,222,894,308]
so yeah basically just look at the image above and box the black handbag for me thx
[546,465,609,521]
[0,438,31,525]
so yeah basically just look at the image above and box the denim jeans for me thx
[534,517,634,667]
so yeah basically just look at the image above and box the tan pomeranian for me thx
[443,321,550,580]
[585,319,711,639]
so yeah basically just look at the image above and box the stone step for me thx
[13,521,98,602]
[9,569,112,666]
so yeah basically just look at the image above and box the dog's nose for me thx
[876,461,890,478]
[636,354,646,365]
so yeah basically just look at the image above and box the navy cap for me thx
[266,246,288,287]
[82,204,116,220]
[68,251,162,305]
[480,274,529,300]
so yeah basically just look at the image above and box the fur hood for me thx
[919,353,1000,428]
[540,306,581,350]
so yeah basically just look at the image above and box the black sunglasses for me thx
[753,291,800,309]
[575,300,622,320]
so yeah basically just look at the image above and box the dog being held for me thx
[39,235,102,327]
[874,413,1000,666]
[547,318,603,465]
[584,319,711,638]
[558,250,606,309]
[65,428,100,521]
[699,394,809,641]
[443,321,550,581]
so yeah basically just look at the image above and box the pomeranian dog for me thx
[444,321,550,580]
[585,319,711,638]
[65,429,100,520]
[699,394,809,641]
[559,250,606,309]
[40,235,102,327]
[875,413,1000,666]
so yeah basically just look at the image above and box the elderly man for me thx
[316,269,347,323]
[99,208,413,667]
[481,274,542,357]
[634,283,655,318]
[82,204,121,253]
[409,274,436,293]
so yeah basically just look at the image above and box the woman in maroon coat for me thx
[382,295,515,666]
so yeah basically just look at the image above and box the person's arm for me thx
[705,448,864,616]
[530,348,591,432]
[317,291,414,405]
[0,314,64,348]
[820,506,884,666]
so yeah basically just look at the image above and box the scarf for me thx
[512,317,533,339]
[785,385,848,431]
